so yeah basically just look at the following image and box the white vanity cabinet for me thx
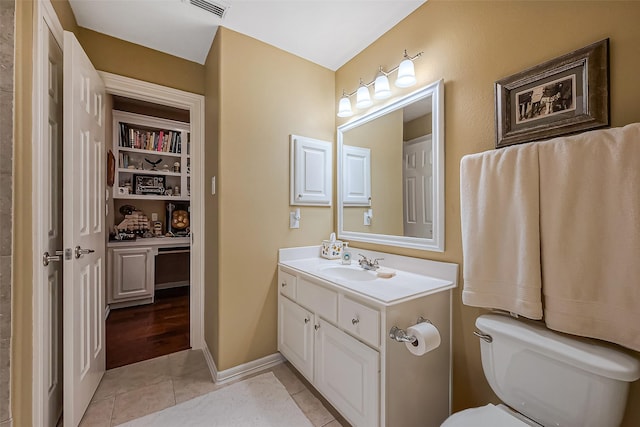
[109,246,154,304]
[278,296,314,380]
[278,268,379,427]
[278,246,458,427]
[315,319,379,427]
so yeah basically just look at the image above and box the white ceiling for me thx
[68,0,426,70]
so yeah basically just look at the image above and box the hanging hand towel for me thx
[460,143,543,319]
[539,123,640,351]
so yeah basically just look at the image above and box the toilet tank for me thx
[476,314,640,427]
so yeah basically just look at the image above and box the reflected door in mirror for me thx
[403,135,432,238]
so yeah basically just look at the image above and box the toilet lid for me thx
[441,404,532,427]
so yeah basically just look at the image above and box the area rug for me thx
[119,372,313,426]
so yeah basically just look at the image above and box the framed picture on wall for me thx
[495,38,610,149]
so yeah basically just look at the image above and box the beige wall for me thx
[404,113,431,142]
[77,27,205,95]
[209,28,335,370]
[13,0,34,425]
[335,1,640,425]
[203,28,221,364]
[343,109,403,234]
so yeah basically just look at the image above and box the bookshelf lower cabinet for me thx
[108,247,154,307]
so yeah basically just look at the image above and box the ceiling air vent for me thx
[185,0,230,19]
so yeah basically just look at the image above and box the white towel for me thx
[460,143,543,319]
[539,123,640,351]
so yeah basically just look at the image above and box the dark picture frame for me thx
[134,174,166,195]
[495,38,609,149]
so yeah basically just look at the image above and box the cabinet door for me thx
[278,296,314,381]
[315,319,379,427]
[342,145,371,206]
[290,135,332,206]
[110,247,154,301]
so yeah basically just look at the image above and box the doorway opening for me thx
[105,95,193,369]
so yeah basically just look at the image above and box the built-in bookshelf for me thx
[112,110,190,201]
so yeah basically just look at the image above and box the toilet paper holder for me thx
[389,317,431,344]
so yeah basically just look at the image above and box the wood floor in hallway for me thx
[106,287,190,369]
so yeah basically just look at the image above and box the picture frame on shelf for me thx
[134,174,166,195]
[495,38,609,149]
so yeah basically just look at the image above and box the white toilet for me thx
[442,314,640,427]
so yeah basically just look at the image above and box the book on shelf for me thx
[118,121,182,154]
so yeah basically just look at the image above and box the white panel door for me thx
[62,30,106,427]
[290,135,332,206]
[314,320,379,427]
[403,136,432,238]
[342,145,371,206]
[41,27,64,427]
[278,297,314,381]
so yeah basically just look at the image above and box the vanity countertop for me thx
[278,245,458,305]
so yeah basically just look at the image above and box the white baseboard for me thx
[202,344,284,385]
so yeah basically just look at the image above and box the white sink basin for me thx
[319,265,378,282]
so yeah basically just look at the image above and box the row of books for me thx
[119,122,182,154]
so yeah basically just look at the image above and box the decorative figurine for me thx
[145,158,162,171]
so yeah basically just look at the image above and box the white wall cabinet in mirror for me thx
[337,79,445,251]
[342,145,371,206]
[290,135,332,206]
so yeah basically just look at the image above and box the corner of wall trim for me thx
[204,351,284,385]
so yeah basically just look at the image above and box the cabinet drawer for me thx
[297,277,338,322]
[339,296,380,347]
[278,269,297,300]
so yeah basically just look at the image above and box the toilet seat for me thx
[441,403,537,427]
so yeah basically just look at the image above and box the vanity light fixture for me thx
[356,79,373,109]
[374,68,391,99]
[395,51,418,88]
[337,49,423,117]
[337,91,354,118]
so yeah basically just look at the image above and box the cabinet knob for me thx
[352,318,360,325]
[281,282,287,287]
[304,317,310,324]
[314,324,320,331]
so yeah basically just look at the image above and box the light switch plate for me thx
[290,211,300,229]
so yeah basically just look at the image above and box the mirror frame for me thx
[337,79,445,251]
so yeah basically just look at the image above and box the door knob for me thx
[74,246,95,259]
[42,250,64,267]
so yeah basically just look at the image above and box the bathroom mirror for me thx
[337,79,444,251]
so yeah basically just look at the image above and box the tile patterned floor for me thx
[79,350,348,427]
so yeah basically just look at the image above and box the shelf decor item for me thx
[495,38,609,148]
[134,174,166,195]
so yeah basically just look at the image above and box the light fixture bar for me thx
[337,50,423,116]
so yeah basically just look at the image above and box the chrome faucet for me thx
[358,254,383,271]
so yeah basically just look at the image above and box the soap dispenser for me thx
[341,242,352,265]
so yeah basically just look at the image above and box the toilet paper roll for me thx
[405,322,441,356]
